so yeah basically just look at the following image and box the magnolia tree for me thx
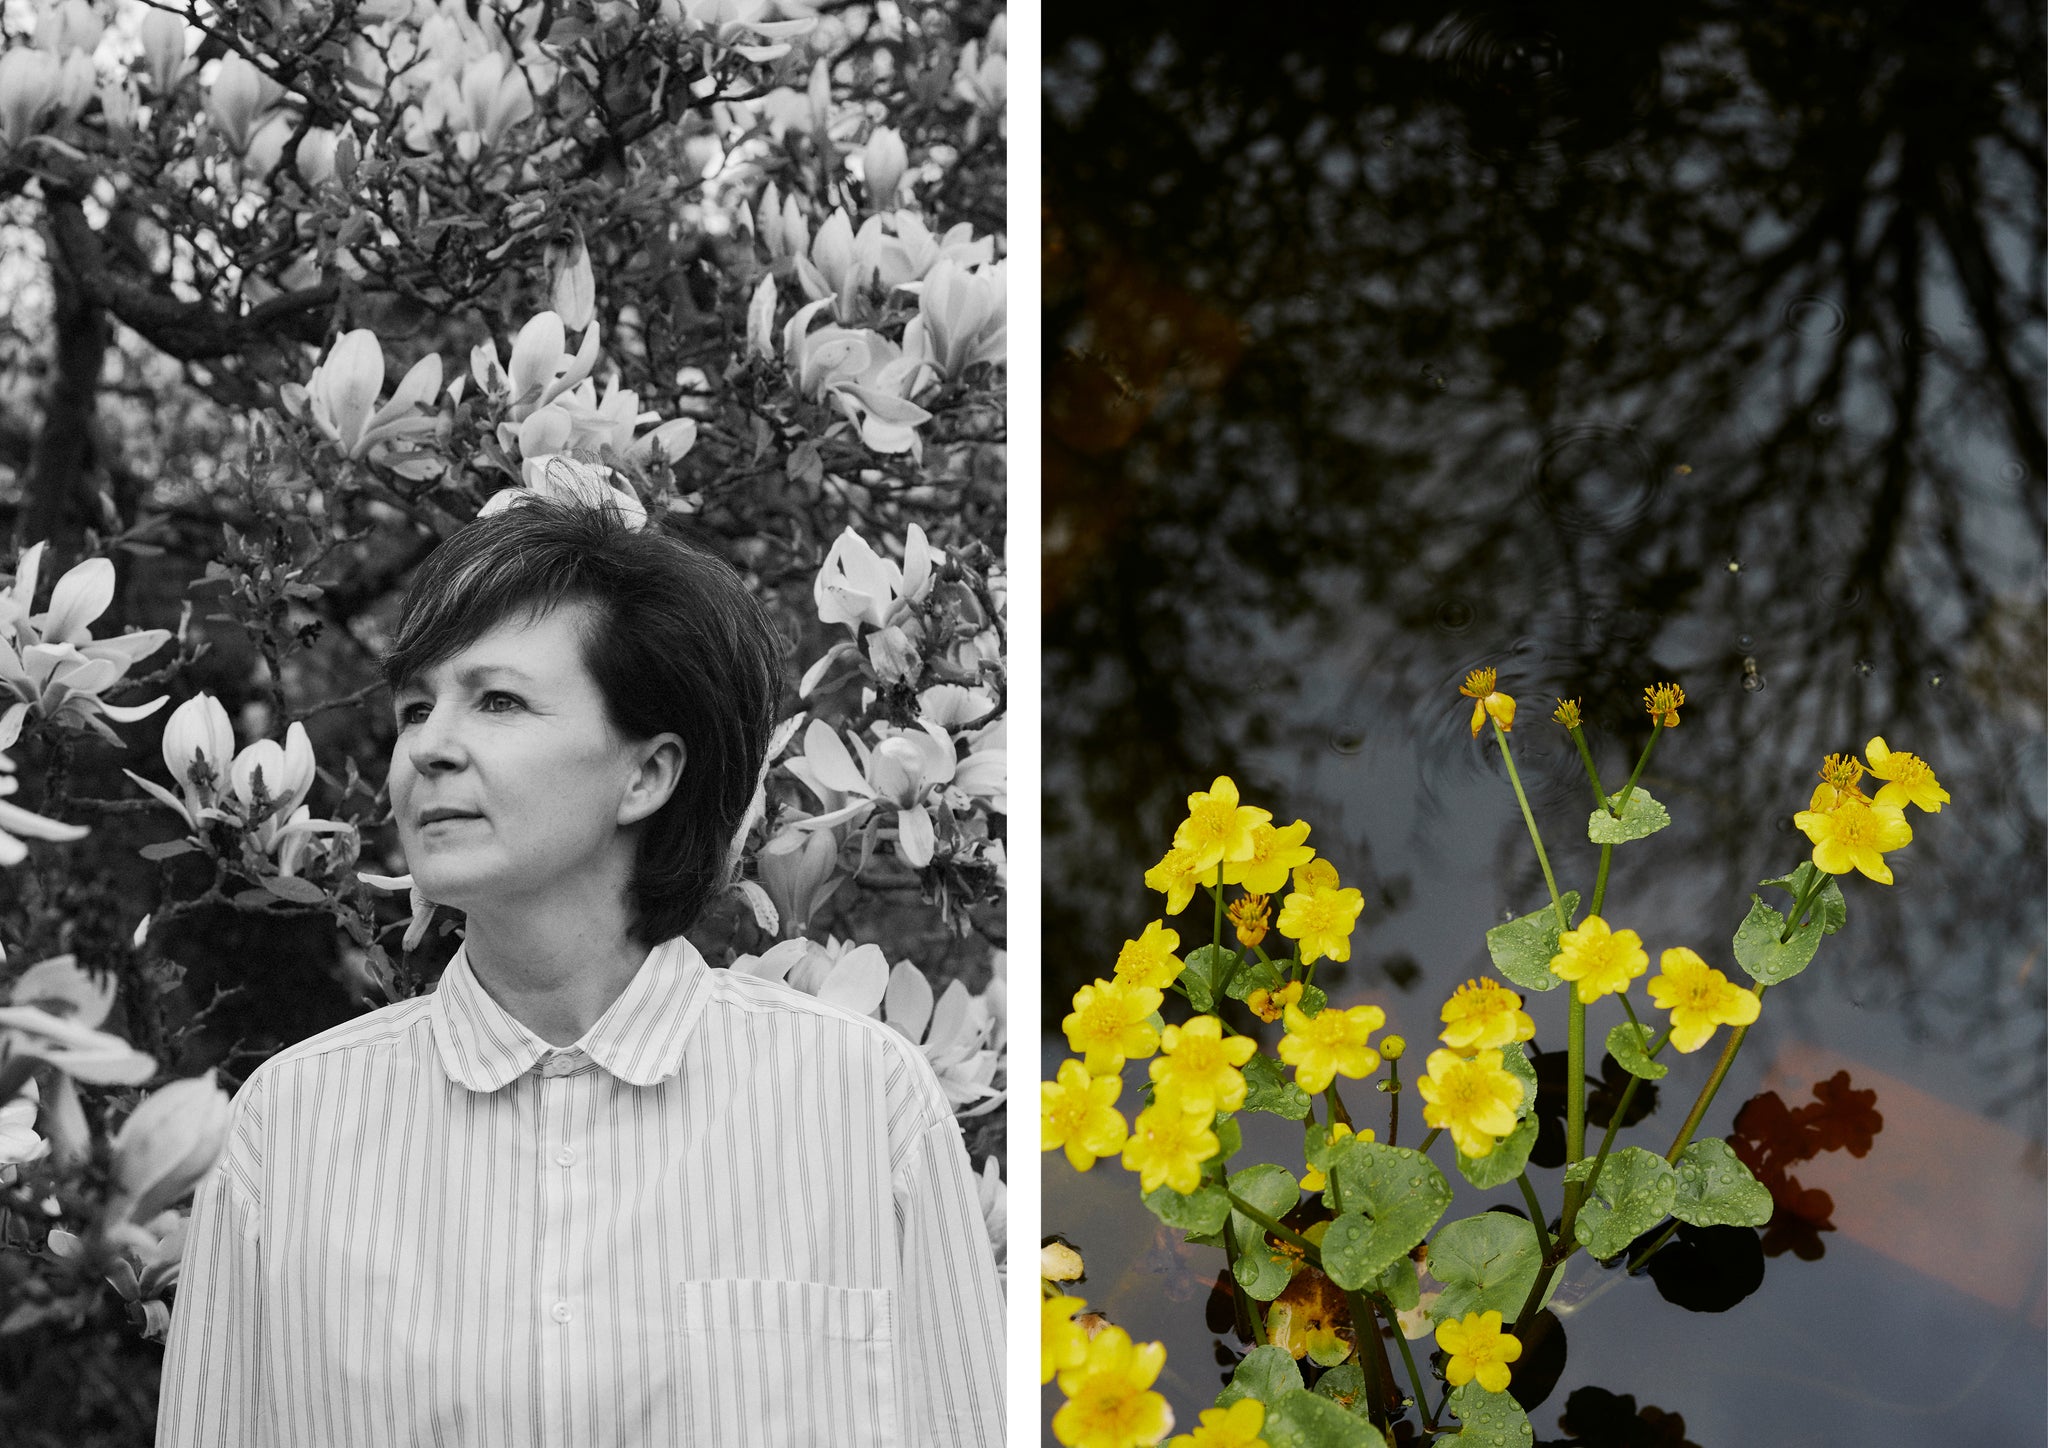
[0,0,1005,1433]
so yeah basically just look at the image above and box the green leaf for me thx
[1318,1212,1379,1290]
[1225,956,1283,1002]
[1214,1114,1244,1163]
[1311,1362,1372,1415]
[1244,1053,1312,1120]
[138,839,197,862]
[1227,1164,1302,1301]
[1670,1139,1773,1228]
[1323,1143,1452,1287]
[1456,1112,1538,1190]
[1442,1383,1535,1447]
[1425,1212,1543,1324]
[1143,1182,1231,1236]
[1215,1344,1302,1408]
[1499,1042,1538,1117]
[1180,944,1241,1012]
[1261,1389,1388,1448]
[1588,788,1670,844]
[1367,1253,1420,1313]
[1567,1147,1678,1260]
[1760,863,1847,934]
[1605,1022,1667,1080]
[1484,894,1577,993]
[1731,896,1823,985]
[260,874,328,905]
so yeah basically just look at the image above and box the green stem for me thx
[1221,1214,1267,1346]
[1665,993,1764,1163]
[1226,1192,1322,1265]
[1348,1289,1397,1431]
[1380,1294,1438,1431]
[1491,721,1566,930]
[1779,872,1826,944]
[1324,1083,1353,1132]
[1588,842,1614,915]
[1384,1056,1401,1148]
[1613,721,1663,816]
[1567,723,1608,809]
[1566,991,1587,1165]
[1626,1219,1682,1272]
[1516,1172,1553,1255]
[1419,1126,1441,1154]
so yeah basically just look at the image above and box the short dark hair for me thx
[382,498,781,944]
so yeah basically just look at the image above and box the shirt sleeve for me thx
[893,1108,1005,1448]
[156,1073,268,1447]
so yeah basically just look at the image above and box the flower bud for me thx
[0,47,61,150]
[161,693,235,812]
[755,827,841,938]
[861,125,907,207]
[1380,1034,1407,1061]
[139,10,191,95]
[106,1074,233,1227]
[549,235,595,332]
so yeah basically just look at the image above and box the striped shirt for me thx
[156,935,1004,1446]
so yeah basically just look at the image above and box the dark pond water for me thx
[1041,2,2046,1443]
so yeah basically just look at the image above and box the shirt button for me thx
[555,1145,575,1167]
[551,1301,572,1324]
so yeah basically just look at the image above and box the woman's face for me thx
[388,601,678,921]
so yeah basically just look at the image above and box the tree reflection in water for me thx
[1042,0,2045,1139]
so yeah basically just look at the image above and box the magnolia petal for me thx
[816,943,889,1016]
[96,695,170,722]
[37,558,116,645]
[800,718,872,796]
[883,957,934,1040]
[896,802,936,867]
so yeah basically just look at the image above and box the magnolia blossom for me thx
[660,0,816,61]
[500,376,698,468]
[785,718,965,867]
[0,1078,48,1179]
[280,331,444,461]
[731,935,890,1012]
[0,1003,155,1085]
[205,54,285,156]
[481,455,651,529]
[106,1074,234,1227]
[813,524,939,631]
[881,958,1002,1115]
[903,260,1006,382]
[861,126,908,207]
[448,50,533,159]
[49,1211,190,1342]
[472,310,600,420]
[753,181,811,261]
[753,826,843,938]
[139,10,194,95]
[9,952,115,1028]
[0,47,60,150]
[954,29,1005,114]
[1,544,170,744]
[782,300,930,455]
[2,718,89,866]
[551,236,596,332]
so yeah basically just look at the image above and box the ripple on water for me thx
[1328,725,1367,756]
[1813,570,1864,612]
[1784,294,1846,337]
[1999,461,2029,485]
[1435,598,1477,634]
[1527,423,1658,537]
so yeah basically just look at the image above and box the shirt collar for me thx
[430,936,712,1092]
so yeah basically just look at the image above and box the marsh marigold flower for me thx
[1435,1310,1522,1394]
[1043,1293,1092,1384]
[1152,1015,1259,1117]
[1793,794,1912,884]
[1064,978,1163,1075]
[1417,1048,1524,1158]
[1863,736,1949,813]
[1548,915,1649,1004]
[1174,775,1271,875]
[1644,682,1684,727]
[1114,921,1184,990]
[1054,1325,1174,1448]
[1122,1101,1221,1196]
[1552,697,1582,729]
[1145,843,1210,916]
[1277,883,1365,965]
[1167,1399,1269,1448]
[1228,895,1271,949]
[1221,820,1314,895]
[1292,858,1339,893]
[1042,1059,1130,1170]
[1460,667,1516,737]
[1278,1002,1385,1094]
[1438,978,1536,1055]
[1646,947,1761,1053]
[1245,979,1302,1023]
[1299,1122,1372,1192]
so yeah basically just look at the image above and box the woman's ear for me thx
[619,733,687,826]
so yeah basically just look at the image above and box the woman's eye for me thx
[481,692,523,712]
[397,702,430,726]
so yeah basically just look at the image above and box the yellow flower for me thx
[1459,667,1516,737]
[1064,978,1163,1075]
[1276,884,1365,964]
[1245,979,1302,1023]
[1114,921,1184,990]
[1643,681,1685,727]
[1278,1002,1385,1094]
[1645,947,1761,1053]
[1151,1015,1259,1117]
[1228,895,1271,949]
[1144,843,1211,916]
[1121,1101,1222,1196]
[1817,752,1867,799]
[1416,1048,1524,1158]
[1222,820,1315,894]
[1299,1122,1373,1192]
[1792,794,1913,884]
[1379,1034,1406,1060]
[1043,1059,1131,1170]
[1552,697,1582,729]
[1437,978,1536,1055]
[1043,1293,1092,1384]
[1548,915,1649,1004]
[1434,1310,1522,1394]
[1054,1325,1175,1448]
[1167,1398,1267,1448]
[1292,858,1339,893]
[1174,775,1272,875]
[1864,736,1949,813]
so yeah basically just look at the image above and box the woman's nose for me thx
[405,704,468,773]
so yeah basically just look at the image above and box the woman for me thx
[157,496,1004,1446]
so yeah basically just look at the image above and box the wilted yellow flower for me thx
[1043,1294,1092,1384]
[1793,795,1913,884]
[1276,884,1365,965]
[1460,667,1516,737]
[1167,1398,1268,1448]
[1151,1015,1259,1117]
[1144,843,1210,916]
[1646,948,1761,1053]
[1122,1101,1221,1196]
[1416,1048,1524,1158]
[1864,736,1949,813]
[1299,1122,1373,1192]
[1437,978,1535,1055]
[1222,819,1314,895]
[1548,915,1649,1004]
[1278,1002,1385,1094]
[1552,697,1582,729]
[1435,1310,1522,1394]
[1228,895,1271,949]
[1174,775,1271,875]
[1054,1325,1174,1448]
[1245,979,1302,1023]
[1043,1059,1130,1170]
[1114,921,1184,990]
[1643,682,1685,727]
[1063,978,1163,1075]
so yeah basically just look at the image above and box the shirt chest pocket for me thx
[675,1279,899,1447]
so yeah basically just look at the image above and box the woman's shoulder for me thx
[703,967,951,1121]
[241,993,437,1089]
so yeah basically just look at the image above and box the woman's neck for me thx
[461,901,650,1047]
